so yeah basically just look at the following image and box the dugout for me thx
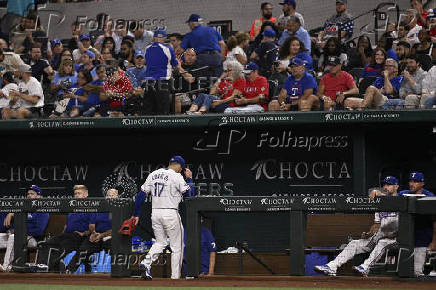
[0,111,435,276]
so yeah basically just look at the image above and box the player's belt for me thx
[153,208,178,210]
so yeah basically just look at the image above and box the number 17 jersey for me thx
[141,168,190,209]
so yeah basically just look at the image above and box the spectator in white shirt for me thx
[127,23,153,52]
[2,64,44,120]
[405,9,422,47]
[0,72,18,116]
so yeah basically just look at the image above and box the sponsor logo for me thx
[0,200,24,207]
[30,199,62,212]
[258,116,293,122]
[219,116,256,126]
[193,129,246,155]
[345,197,381,204]
[157,118,190,124]
[302,197,337,205]
[219,198,253,206]
[324,112,401,122]
[260,198,294,205]
[29,120,95,129]
[69,199,101,208]
[121,118,155,126]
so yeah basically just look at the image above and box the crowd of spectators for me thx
[0,0,436,120]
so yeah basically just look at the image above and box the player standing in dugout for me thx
[131,155,195,279]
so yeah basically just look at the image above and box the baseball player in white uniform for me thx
[132,155,194,280]
[314,176,400,276]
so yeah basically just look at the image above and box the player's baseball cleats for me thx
[314,264,336,276]
[352,265,369,277]
[140,263,152,280]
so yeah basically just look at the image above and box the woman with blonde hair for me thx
[50,58,78,117]
[225,32,250,66]
[186,61,246,114]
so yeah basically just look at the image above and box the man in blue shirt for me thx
[278,16,311,54]
[184,225,217,276]
[344,58,403,110]
[143,29,181,115]
[0,185,49,272]
[66,189,116,274]
[397,172,436,277]
[36,185,95,272]
[269,57,318,111]
[179,14,227,78]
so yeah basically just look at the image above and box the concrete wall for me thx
[26,0,411,42]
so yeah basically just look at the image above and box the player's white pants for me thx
[414,247,428,276]
[360,238,397,269]
[327,238,372,271]
[0,233,37,269]
[141,209,184,279]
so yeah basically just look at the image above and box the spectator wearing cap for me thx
[317,55,358,110]
[48,38,63,69]
[78,50,98,80]
[0,72,19,116]
[398,172,435,277]
[278,16,310,54]
[0,185,49,272]
[126,50,147,89]
[224,62,268,114]
[369,176,400,200]
[0,47,25,76]
[315,0,354,48]
[250,28,278,79]
[127,22,154,53]
[270,57,318,112]
[72,34,93,64]
[278,0,305,32]
[345,58,403,110]
[225,32,250,66]
[142,28,182,115]
[37,185,96,273]
[249,2,278,41]
[2,64,44,119]
[399,54,427,109]
[180,14,227,78]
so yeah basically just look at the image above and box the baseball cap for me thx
[169,155,186,169]
[28,185,43,196]
[427,8,436,20]
[382,176,399,186]
[119,217,137,235]
[289,57,307,67]
[154,28,167,38]
[409,172,425,182]
[135,50,145,58]
[326,55,341,66]
[243,62,260,74]
[279,0,296,7]
[186,14,201,23]
[262,28,276,38]
[80,33,91,41]
[84,49,95,59]
[17,64,32,73]
[50,38,62,48]
[336,0,347,4]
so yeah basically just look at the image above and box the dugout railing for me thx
[185,195,436,278]
[0,198,132,277]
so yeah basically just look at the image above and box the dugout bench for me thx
[185,195,436,278]
[0,198,133,277]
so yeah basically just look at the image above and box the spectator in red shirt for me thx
[250,2,278,41]
[186,61,245,114]
[96,61,133,117]
[224,62,268,113]
[411,0,428,27]
[317,56,358,110]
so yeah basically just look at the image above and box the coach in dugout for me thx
[179,14,227,78]
[36,185,95,273]
[398,172,436,277]
[0,185,49,272]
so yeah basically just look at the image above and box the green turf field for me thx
[0,286,398,290]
